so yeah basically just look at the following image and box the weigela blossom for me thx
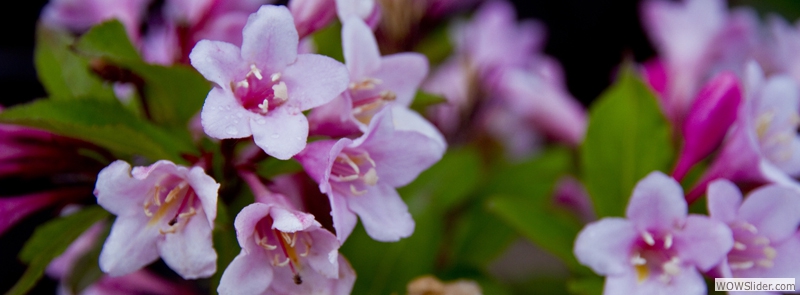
[689,62,800,201]
[298,108,444,242]
[707,180,800,289]
[219,173,354,295]
[309,17,430,137]
[94,160,219,279]
[574,172,733,295]
[190,5,349,160]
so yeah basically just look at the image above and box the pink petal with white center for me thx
[200,87,257,139]
[342,17,381,80]
[738,185,800,242]
[218,250,273,295]
[250,106,309,160]
[190,40,247,89]
[282,54,350,111]
[673,215,733,271]
[99,214,160,277]
[707,179,743,224]
[742,232,800,282]
[626,172,687,233]
[241,5,298,72]
[604,266,706,295]
[346,183,414,242]
[370,53,429,106]
[573,218,637,276]
[358,108,444,187]
[95,160,156,216]
[186,166,220,225]
[158,209,217,279]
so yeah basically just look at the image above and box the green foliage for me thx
[34,25,116,101]
[312,21,344,63]
[210,202,242,295]
[410,91,448,114]
[74,20,211,128]
[7,206,110,295]
[0,99,196,163]
[484,148,588,274]
[580,66,675,218]
[413,24,454,66]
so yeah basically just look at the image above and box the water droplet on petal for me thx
[271,133,280,139]
[236,113,244,118]
[256,119,266,125]
[226,126,238,135]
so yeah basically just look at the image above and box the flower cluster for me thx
[7,0,800,294]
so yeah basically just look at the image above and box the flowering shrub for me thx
[3,0,800,294]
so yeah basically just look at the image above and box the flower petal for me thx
[574,218,637,276]
[390,105,447,152]
[346,183,414,242]
[626,172,687,233]
[739,184,800,242]
[707,179,743,224]
[241,5,298,71]
[186,166,220,225]
[233,203,271,252]
[329,192,358,243]
[269,206,317,233]
[189,40,246,89]
[158,210,217,279]
[95,160,154,216]
[251,107,309,160]
[99,215,160,277]
[370,53,428,106]
[604,266,706,295]
[342,17,381,80]
[673,215,733,271]
[218,251,273,295]
[282,54,350,111]
[200,87,255,139]
[305,226,340,278]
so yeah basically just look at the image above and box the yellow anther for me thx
[273,82,288,101]
[350,184,367,196]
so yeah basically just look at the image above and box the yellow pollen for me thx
[763,247,777,259]
[350,184,367,196]
[363,168,379,186]
[270,72,281,82]
[642,232,655,246]
[734,242,747,250]
[730,261,754,270]
[249,64,263,80]
[379,90,397,101]
[756,112,774,139]
[258,99,269,114]
[349,78,382,90]
[635,264,649,282]
[663,234,673,249]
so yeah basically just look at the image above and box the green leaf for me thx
[7,206,109,295]
[399,147,482,213]
[567,276,604,295]
[74,20,211,127]
[0,99,196,162]
[413,24,453,66]
[580,65,675,218]
[34,24,116,101]
[210,202,241,295]
[312,21,344,63]
[73,20,141,64]
[410,91,448,114]
[256,158,304,179]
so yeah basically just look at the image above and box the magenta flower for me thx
[574,172,733,295]
[688,62,800,201]
[298,109,444,242]
[309,17,430,137]
[289,0,337,39]
[41,0,150,40]
[672,71,742,181]
[190,5,349,160]
[94,160,219,279]
[707,180,800,289]
[218,201,354,295]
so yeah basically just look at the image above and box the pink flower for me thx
[94,160,219,279]
[289,0,337,39]
[672,71,742,181]
[688,62,800,202]
[707,180,800,290]
[642,0,758,125]
[309,17,431,138]
[41,0,150,41]
[190,5,349,160]
[574,172,733,295]
[218,173,354,295]
[297,109,444,242]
